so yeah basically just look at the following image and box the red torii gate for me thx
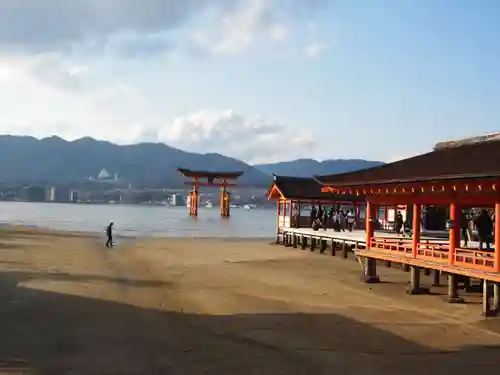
[177,168,244,218]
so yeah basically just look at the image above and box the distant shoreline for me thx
[0,224,274,242]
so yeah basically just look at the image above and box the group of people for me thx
[460,209,494,250]
[393,211,412,237]
[310,205,356,232]
[391,208,496,250]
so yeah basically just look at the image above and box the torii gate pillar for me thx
[220,184,230,217]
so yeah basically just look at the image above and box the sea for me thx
[0,202,277,239]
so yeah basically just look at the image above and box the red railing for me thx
[454,248,495,271]
[367,236,497,272]
[369,237,412,255]
[416,242,449,262]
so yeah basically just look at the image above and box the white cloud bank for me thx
[0,0,328,164]
[157,110,315,164]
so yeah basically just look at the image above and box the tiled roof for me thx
[270,175,363,201]
[315,137,500,187]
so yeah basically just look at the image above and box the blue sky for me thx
[0,0,498,164]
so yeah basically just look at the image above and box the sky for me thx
[0,0,499,164]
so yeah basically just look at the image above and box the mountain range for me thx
[0,135,384,187]
[253,159,384,177]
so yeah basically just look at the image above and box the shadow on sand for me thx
[0,270,498,374]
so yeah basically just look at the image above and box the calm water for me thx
[0,202,277,238]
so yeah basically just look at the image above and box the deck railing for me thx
[454,248,494,271]
[368,236,497,272]
[369,237,412,255]
[416,242,448,262]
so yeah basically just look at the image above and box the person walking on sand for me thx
[106,222,114,248]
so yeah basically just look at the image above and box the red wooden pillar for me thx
[412,204,421,258]
[288,200,293,227]
[495,202,500,273]
[449,203,460,266]
[276,201,281,228]
[355,203,361,227]
[366,201,375,249]
[283,201,287,227]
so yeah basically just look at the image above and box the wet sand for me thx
[0,226,499,374]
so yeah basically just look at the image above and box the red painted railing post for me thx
[412,204,421,258]
[495,202,500,273]
[449,203,459,266]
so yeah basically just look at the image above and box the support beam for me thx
[320,239,326,254]
[432,270,441,286]
[301,235,307,250]
[494,283,500,315]
[292,234,298,248]
[331,239,336,256]
[495,203,500,273]
[407,266,429,295]
[362,258,380,283]
[483,280,494,317]
[342,241,348,259]
[447,274,464,303]
[463,277,472,292]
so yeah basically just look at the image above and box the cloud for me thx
[155,110,316,163]
[304,40,329,59]
[302,21,330,59]
[189,0,292,56]
[0,0,217,53]
[0,0,330,58]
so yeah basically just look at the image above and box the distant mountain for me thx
[0,135,270,187]
[253,158,385,177]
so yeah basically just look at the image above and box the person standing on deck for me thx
[327,206,334,228]
[317,205,324,222]
[347,210,355,232]
[322,210,328,228]
[475,210,493,250]
[394,211,403,236]
[310,206,317,227]
[106,222,114,248]
[460,210,469,247]
[339,209,347,232]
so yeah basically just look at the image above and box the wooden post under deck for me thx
[363,201,379,283]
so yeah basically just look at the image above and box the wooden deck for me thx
[277,227,499,282]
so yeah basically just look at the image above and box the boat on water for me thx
[205,200,213,208]
[243,204,257,210]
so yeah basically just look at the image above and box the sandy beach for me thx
[0,227,499,374]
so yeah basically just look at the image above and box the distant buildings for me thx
[45,186,72,203]
[171,193,184,206]
[20,186,45,202]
